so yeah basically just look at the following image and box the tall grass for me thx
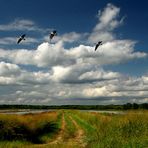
[70,110,148,148]
[0,110,147,148]
[63,111,76,139]
[40,110,63,143]
[0,111,59,144]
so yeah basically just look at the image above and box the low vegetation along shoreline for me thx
[0,110,147,148]
[0,103,148,110]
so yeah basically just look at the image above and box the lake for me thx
[0,109,125,115]
[0,109,55,115]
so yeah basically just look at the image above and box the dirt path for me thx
[49,113,65,145]
[32,112,86,148]
[33,113,65,148]
[67,115,86,148]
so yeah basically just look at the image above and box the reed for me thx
[0,111,59,144]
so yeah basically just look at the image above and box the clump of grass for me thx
[0,140,31,148]
[40,110,63,143]
[63,112,76,139]
[87,111,148,147]
[69,111,96,144]
[69,110,148,148]
[0,112,59,144]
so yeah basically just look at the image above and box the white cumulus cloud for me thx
[0,3,147,105]
[88,3,124,43]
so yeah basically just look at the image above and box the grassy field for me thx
[0,110,147,148]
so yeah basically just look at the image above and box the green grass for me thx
[40,110,63,143]
[0,110,147,148]
[63,111,76,139]
[0,111,60,146]
[69,110,148,148]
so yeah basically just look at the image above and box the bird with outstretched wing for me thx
[95,41,103,51]
[49,30,57,41]
[17,34,26,44]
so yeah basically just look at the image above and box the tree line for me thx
[0,103,147,110]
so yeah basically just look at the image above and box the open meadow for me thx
[0,110,147,148]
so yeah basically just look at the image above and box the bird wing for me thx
[49,30,57,41]
[50,34,54,39]
[21,34,26,38]
[17,38,22,44]
[53,30,56,34]
[95,44,99,51]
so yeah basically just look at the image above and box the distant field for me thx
[0,110,147,148]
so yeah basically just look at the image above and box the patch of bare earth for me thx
[64,115,87,148]
[49,113,65,145]
[32,113,87,148]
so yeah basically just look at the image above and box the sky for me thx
[0,0,148,105]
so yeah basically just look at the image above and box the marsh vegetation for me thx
[0,110,147,148]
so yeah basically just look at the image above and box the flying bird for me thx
[17,34,26,44]
[95,41,103,51]
[49,30,57,41]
